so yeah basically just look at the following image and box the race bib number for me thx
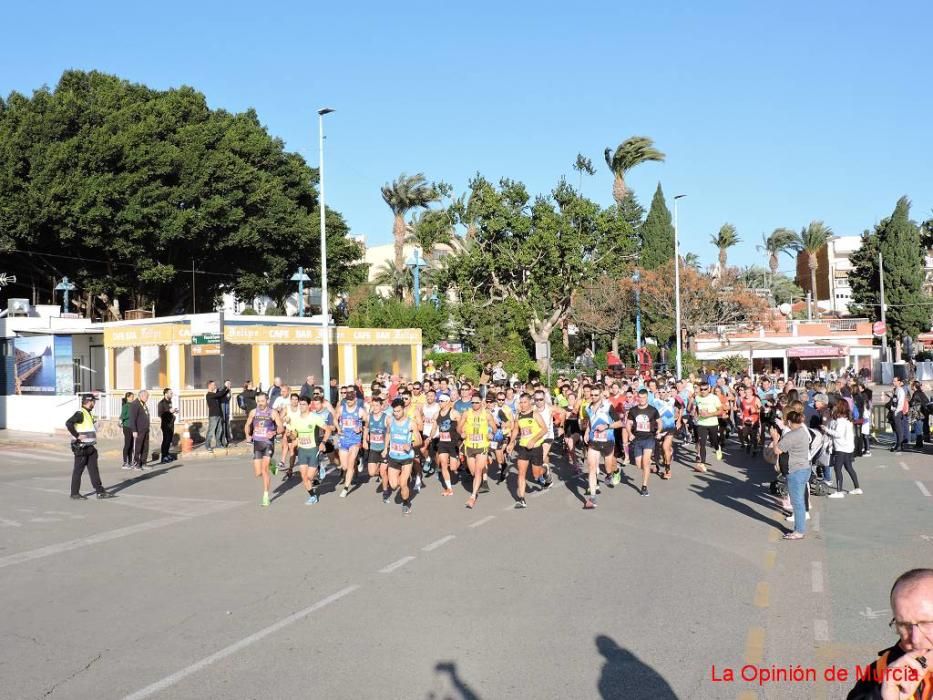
[370,430,385,442]
[390,441,409,454]
[593,430,608,442]
[490,440,499,450]
[469,433,484,444]
[440,431,451,442]
[297,435,314,448]
[342,418,357,429]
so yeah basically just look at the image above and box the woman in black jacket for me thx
[240,381,257,413]
[120,392,135,468]
[908,381,928,450]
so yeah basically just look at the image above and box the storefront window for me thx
[114,346,135,389]
[273,344,337,388]
[356,346,412,384]
[184,343,251,390]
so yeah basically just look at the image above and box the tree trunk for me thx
[612,174,626,207]
[809,255,818,310]
[561,320,569,350]
[393,213,406,271]
[719,250,727,276]
[894,338,902,363]
[769,255,778,288]
[611,335,619,354]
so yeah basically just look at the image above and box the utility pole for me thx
[192,261,197,314]
[879,251,887,363]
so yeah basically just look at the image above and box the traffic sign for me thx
[192,333,221,345]
[872,321,886,337]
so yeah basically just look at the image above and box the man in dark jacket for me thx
[129,390,151,469]
[847,568,932,699]
[205,380,230,452]
[65,395,115,499]
[300,375,316,401]
[157,388,177,463]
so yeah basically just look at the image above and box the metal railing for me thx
[98,389,247,424]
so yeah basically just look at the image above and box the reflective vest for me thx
[75,408,97,445]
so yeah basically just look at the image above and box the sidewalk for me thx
[0,429,252,462]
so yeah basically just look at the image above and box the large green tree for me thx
[0,70,364,317]
[848,225,882,320]
[438,176,638,371]
[639,183,674,270]
[603,136,665,206]
[878,197,927,349]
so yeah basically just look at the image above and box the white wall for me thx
[0,395,82,433]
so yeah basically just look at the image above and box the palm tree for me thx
[372,261,412,301]
[381,173,440,271]
[793,221,833,311]
[756,227,797,285]
[603,136,665,206]
[405,209,454,260]
[682,252,701,271]
[709,223,740,278]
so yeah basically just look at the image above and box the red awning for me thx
[787,346,847,359]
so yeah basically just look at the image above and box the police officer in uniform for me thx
[65,394,115,500]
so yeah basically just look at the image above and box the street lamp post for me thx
[290,267,311,317]
[318,107,334,389]
[633,268,642,350]
[673,194,687,379]
[406,248,427,307]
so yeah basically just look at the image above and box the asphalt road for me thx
[0,434,929,700]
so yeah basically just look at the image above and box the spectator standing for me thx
[891,376,909,452]
[120,391,135,469]
[129,390,151,469]
[300,375,316,400]
[219,383,231,447]
[205,380,230,453]
[269,376,283,405]
[240,381,258,413]
[157,388,178,463]
[908,381,928,450]
[770,409,810,540]
[328,377,340,407]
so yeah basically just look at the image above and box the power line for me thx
[4,249,239,279]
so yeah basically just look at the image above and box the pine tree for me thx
[879,197,927,342]
[619,190,645,231]
[639,183,674,270]
[848,225,882,320]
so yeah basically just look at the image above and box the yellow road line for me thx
[763,549,776,571]
[768,529,779,542]
[745,626,765,665]
[754,581,770,608]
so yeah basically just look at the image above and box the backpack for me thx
[809,474,832,497]
[769,475,788,497]
[851,400,861,422]
[236,393,246,411]
[806,427,824,462]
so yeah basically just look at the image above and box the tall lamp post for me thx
[673,194,687,379]
[290,267,311,317]
[318,107,334,389]
[633,268,642,350]
[406,248,427,307]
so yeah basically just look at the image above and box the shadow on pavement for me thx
[595,635,677,699]
[101,463,183,495]
[428,661,481,700]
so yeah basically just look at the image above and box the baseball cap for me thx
[437,393,450,402]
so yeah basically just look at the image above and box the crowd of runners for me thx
[238,365,912,530]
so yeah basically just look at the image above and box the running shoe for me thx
[715,448,723,460]
[497,470,508,485]
[383,489,393,504]
[270,462,278,476]
[96,491,116,499]
[640,485,649,497]
[261,492,270,507]
[339,487,349,498]
[515,498,527,509]
[827,491,845,499]
[610,471,621,486]
[414,477,422,494]
[402,503,411,516]
[465,496,476,509]
[479,480,490,494]
[784,512,811,522]
[442,487,454,496]
[306,495,318,505]
[583,498,597,510]
[584,486,602,497]
[849,488,863,495]
[121,464,132,470]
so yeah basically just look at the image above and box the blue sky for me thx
[2,0,931,275]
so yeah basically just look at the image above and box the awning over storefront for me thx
[787,345,847,359]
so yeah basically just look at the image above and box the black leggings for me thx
[122,428,134,464]
[832,451,859,491]
[695,425,720,463]
[740,421,759,449]
[718,417,730,445]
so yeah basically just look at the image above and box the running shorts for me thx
[253,442,274,460]
[588,441,614,457]
[367,448,386,464]
[464,446,488,459]
[515,444,543,466]
[387,456,413,471]
[295,447,320,468]
[632,437,655,459]
[436,440,459,457]
[339,437,362,451]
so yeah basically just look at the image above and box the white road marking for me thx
[468,515,496,528]
[0,516,187,569]
[2,450,70,463]
[876,464,887,469]
[811,511,821,532]
[122,585,359,700]
[28,517,61,523]
[379,556,415,574]
[859,607,890,620]
[814,619,829,642]
[811,561,824,593]
[0,517,22,527]
[900,461,910,471]
[422,535,455,552]
[916,481,931,498]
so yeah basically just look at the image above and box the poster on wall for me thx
[13,335,55,395]
[55,336,74,395]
